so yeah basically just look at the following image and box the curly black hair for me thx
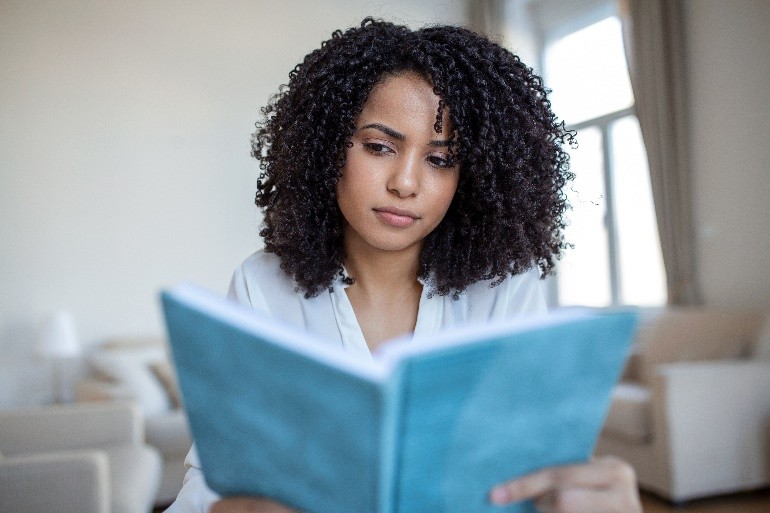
[252,18,574,298]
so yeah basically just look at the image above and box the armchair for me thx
[595,308,770,502]
[0,402,162,513]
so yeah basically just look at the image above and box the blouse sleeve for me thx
[162,446,219,513]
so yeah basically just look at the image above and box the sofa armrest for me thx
[0,402,143,456]
[0,450,110,513]
[653,360,770,494]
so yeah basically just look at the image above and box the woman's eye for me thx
[364,142,392,154]
[428,155,453,168]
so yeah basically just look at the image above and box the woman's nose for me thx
[387,155,420,198]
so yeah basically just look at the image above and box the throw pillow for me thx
[89,345,171,417]
[150,360,182,409]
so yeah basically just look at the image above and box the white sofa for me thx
[76,337,191,506]
[595,307,770,502]
[0,402,162,513]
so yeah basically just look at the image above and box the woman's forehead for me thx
[357,72,452,137]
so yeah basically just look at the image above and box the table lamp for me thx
[36,310,81,403]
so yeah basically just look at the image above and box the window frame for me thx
[564,107,636,305]
[525,0,658,307]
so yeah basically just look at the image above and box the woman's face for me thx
[336,71,460,257]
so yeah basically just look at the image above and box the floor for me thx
[641,488,770,513]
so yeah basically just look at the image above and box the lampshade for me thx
[36,311,81,359]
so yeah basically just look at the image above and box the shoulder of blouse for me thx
[460,266,547,319]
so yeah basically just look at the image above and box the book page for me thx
[162,285,389,513]
[388,312,635,513]
[375,308,592,371]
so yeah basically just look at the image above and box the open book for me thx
[161,284,637,513]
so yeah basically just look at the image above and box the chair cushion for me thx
[104,445,162,513]
[602,383,652,444]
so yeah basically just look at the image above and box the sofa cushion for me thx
[602,383,652,444]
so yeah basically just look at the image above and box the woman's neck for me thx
[342,235,424,351]
[343,241,422,298]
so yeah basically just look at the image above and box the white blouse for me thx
[164,250,547,513]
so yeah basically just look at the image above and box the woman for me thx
[168,18,642,513]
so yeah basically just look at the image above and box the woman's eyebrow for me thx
[359,122,452,147]
[360,123,404,140]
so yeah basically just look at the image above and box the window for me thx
[507,0,667,307]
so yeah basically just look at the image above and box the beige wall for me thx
[685,0,770,308]
[0,0,466,407]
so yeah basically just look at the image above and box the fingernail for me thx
[490,487,510,504]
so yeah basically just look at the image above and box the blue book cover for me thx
[161,284,637,513]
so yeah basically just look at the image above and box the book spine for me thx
[377,364,408,513]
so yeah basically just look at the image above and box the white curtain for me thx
[468,0,506,40]
[619,0,701,305]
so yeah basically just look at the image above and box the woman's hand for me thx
[210,497,300,513]
[488,456,642,513]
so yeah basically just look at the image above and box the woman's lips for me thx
[374,207,419,228]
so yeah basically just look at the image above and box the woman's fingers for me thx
[489,456,641,513]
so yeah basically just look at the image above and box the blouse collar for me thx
[328,267,442,356]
